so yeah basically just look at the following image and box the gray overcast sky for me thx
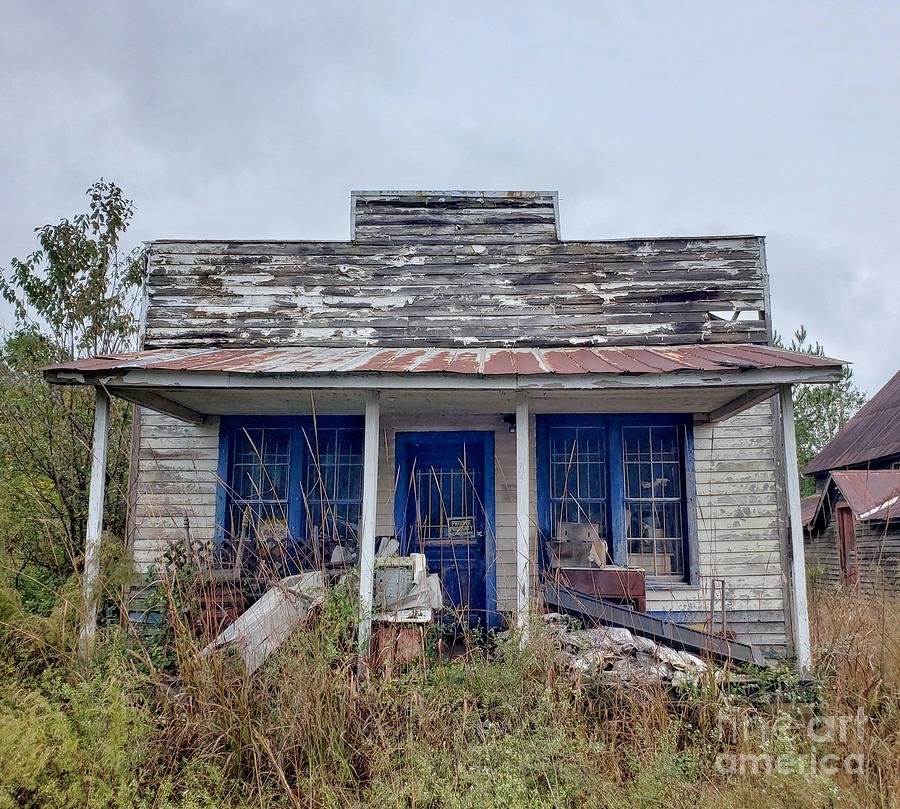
[1,2,897,393]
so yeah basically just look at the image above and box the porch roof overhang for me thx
[43,344,844,425]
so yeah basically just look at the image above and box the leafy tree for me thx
[777,326,867,496]
[0,180,146,611]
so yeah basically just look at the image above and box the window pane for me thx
[548,426,608,541]
[623,424,685,577]
[301,426,364,545]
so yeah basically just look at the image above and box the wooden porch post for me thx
[515,394,531,639]
[77,386,110,663]
[357,390,381,660]
[779,385,812,675]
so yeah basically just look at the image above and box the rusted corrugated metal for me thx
[804,370,900,474]
[44,343,841,379]
[800,495,819,528]
[830,470,900,521]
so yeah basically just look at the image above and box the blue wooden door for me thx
[396,432,492,628]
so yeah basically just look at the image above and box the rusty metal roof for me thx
[827,470,900,522]
[43,344,841,380]
[805,370,900,474]
[800,495,819,528]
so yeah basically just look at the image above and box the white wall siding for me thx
[685,403,788,653]
[129,409,220,574]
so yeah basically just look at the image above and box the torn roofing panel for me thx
[805,370,900,474]
[43,344,842,381]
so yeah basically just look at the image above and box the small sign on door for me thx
[448,517,475,538]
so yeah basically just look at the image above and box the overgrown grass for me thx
[1,579,898,808]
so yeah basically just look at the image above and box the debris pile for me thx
[542,613,718,686]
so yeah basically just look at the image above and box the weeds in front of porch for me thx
[1,580,899,808]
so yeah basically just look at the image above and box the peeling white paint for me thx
[221,273,275,294]
[336,264,367,278]
[607,323,676,336]
[488,295,533,308]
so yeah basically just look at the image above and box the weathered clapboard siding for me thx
[807,513,842,588]
[129,409,220,573]
[663,402,788,655]
[144,229,768,349]
[807,497,900,592]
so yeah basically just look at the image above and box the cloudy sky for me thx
[1,2,897,392]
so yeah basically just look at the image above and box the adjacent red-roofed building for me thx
[804,371,900,591]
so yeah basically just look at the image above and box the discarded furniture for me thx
[203,571,325,675]
[554,566,647,612]
[549,521,607,568]
[372,552,442,623]
[196,581,246,636]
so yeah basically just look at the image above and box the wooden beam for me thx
[779,385,812,675]
[110,389,209,425]
[77,387,110,663]
[356,391,381,660]
[700,388,774,423]
[515,393,531,639]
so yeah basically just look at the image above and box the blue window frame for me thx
[215,416,364,573]
[548,424,609,542]
[536,414,697,583]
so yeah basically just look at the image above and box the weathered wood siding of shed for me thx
[128,401,790,655]
[855,519,900,591]
[144,235,769,350]
[807,496,900,592]
[807,507,842,589]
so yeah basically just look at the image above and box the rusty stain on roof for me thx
[44,344,841,379]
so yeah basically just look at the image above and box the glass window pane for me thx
[548,426,608,542]
[623,424,686,577]
[300,426,364,544]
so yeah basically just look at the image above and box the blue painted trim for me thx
[534,419,551,571]
[215,414,364,547]
[683,419,700,585]
[394,430,499,629]
[607,418,626,564]
[482,431,498,628]
[214,424,230,546]
[535,413,697,583]
[288,426,303,540]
